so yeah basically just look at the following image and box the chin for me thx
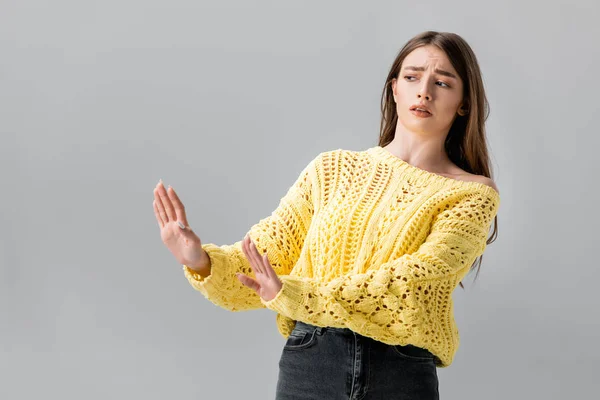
[405,117,435,127]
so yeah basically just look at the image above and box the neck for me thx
[384,127,452,173]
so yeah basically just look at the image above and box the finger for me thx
[153,200,164,228]
[241,236,256,272]
[256,243,270,276]
[244,235,263,276]
[241,234,249,257]
[176,220,191,231]
[262,253,276,279]
[247,236,265,275]
[167,186,189,227]
[236,273,261,292]
[154,188,168,225]
[157,181,176,222]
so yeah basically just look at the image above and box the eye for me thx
[404,75,450,88]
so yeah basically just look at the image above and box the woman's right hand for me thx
[153,180,210,273]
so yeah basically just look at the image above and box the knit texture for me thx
[183,146,500,367]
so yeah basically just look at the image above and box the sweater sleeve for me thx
[259,187,500,331]
[182,152,322,312]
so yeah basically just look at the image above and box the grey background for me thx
[2,0,598,399]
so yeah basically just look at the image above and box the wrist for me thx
[186,249,212,276]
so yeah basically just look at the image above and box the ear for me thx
[391,78,397,103]
[457,101,469,116]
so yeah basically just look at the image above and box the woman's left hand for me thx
[237,234,283,302]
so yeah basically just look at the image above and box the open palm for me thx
[237,234,283,302]
[153,180,208,270]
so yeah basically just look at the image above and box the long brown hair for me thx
[378,31,499,289]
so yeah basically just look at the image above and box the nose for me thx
[418,82,432,101]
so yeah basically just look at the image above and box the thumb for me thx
[177,221,199,239]
[236,273,260,292]
[177,220,192,231]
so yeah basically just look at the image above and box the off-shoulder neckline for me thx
[366,146,501,201]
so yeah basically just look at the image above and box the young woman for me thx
[153,30,500,399]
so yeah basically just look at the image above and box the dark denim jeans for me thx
[275,321,439,400]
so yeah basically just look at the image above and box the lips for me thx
[410,109,432,118]
[410,104,432,114]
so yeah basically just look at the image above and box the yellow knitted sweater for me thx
[183,146,500,367]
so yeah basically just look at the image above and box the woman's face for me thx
[391,45,466,137]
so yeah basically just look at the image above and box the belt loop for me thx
[316,326,325,335]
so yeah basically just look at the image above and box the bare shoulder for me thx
[472,175,499,194]
[447,167,499,195]
[458,173,499,194]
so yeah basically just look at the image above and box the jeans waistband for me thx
[292,320,438,363]
[294,320,363,336]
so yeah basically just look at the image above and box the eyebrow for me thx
[402,65,458,80]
